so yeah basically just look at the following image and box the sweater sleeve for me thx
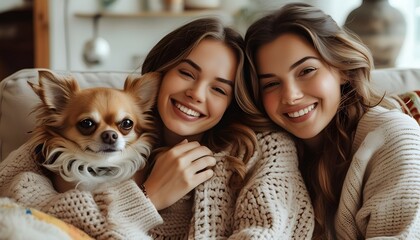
[231,131,314,239]
[0,142,163,239]
[336,109,420,239]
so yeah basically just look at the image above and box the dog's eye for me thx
[119,119,133,131]
[77,119,97,135]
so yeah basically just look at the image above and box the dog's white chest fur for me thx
[43,139,150,191]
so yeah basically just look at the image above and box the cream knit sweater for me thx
[0,131,314,239]
[335,106,420,239]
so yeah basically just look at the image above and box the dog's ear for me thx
[28,70,80,112]
[124,72,161,111]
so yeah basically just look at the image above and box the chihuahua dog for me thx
[28,70,160,192]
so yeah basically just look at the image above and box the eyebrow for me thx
[258,56,319,79]
[289,56,318,70]
[180,59,234,86]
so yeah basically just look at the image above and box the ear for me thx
[124,72,161,111]
[28,70,80,112]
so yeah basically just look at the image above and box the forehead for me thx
[189,38,235,55]
[257,33,318,71]
[186,39,238,77]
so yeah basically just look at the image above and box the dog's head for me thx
[28,70,160,190]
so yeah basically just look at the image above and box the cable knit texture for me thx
[335,106,420,239]
[0,131,314,239]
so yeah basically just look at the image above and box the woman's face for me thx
[158,39,237,142]
[256,33,343,145]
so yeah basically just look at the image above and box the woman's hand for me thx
[143,140,216,210]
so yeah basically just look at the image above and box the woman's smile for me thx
[172,99,203,119]
[286,103,316,118]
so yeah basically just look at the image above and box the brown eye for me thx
[299,67,317,76]
[262,81,280,90]
[213,87,227,95]
[119,119,133,135]
[77,119,97,135]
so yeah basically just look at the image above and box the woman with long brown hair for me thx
[244,3,420,239]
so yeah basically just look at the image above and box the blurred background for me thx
[0,0,419,80]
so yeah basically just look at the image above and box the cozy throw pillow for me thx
[394,90,420,125]
[0,197,93,240]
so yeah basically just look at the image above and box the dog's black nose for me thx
[101,130,118,144]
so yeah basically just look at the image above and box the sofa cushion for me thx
[370,68,420,94]
[1,68,420,161]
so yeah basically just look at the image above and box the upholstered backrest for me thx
[1,68,420,161]
[370,68,420,94]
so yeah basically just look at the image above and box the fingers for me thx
[190,155,216,174]
[144,141,216,210]
[183,145,213,162]
[193,168,214,184]
[167,141,213,167]
[168,141,202,159]
[175,138,188,146]
[172,140,215,174]
[190,156,215,185]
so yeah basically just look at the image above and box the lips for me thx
[286,103,316,118]
[173,100,202,117]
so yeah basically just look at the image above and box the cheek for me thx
[262,92,279,115]
[209,97,231,119]
[156,78,176,118]
[158,72,178,96]
[320,74,342,102]
[157,84,167,110]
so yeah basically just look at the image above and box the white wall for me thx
[48,0,418,72]
[308,0,361,25]
[48,0,236,72]
[389,0,420,68]
[50,0,357,72]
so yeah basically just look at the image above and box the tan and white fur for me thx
[28,70,160,192]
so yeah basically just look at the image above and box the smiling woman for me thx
[256,34,343,142]
[156,39,237,143]
[245,2,420,239]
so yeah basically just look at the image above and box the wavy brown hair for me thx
[141,18,258,186]
[244,3,386,239]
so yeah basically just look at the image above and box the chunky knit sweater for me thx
[0,131,314,239]
[335,106,420,239]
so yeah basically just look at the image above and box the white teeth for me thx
[287,104,315,118]
[175,102,200,117]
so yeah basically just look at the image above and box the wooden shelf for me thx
[75,10,226,19]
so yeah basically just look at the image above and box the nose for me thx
[186,83,206,103]
[101,130,118,144]
[281,81,304,105]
